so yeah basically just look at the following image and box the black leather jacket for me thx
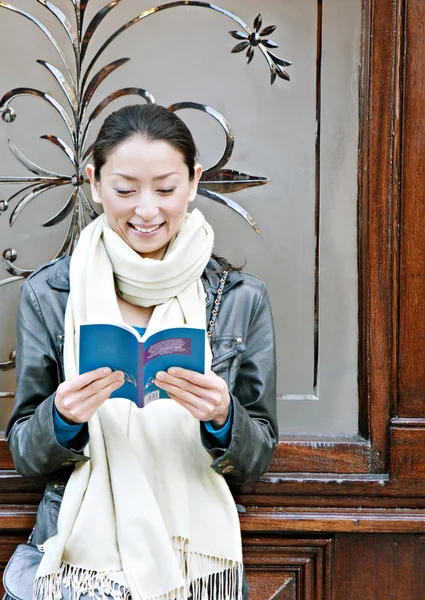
[6,255,277,547]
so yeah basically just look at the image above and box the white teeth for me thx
[132,224,161,233]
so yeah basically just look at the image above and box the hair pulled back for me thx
[92,103,197,180]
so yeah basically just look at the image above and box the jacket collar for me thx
[46,256,71,291]
[47,255,244,304]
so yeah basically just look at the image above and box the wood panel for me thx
[398,0,425,417]
[243,536,333,600]
[334,534,425,600]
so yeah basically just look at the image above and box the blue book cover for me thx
[79,324,205,407]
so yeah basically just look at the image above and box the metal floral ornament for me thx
[0,0,291,282]
[230,13,291,83]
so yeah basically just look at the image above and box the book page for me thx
[143,328,205,404]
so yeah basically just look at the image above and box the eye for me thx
[114,189,134,196]
[157,188,176,195]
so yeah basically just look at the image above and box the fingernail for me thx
[156,371,165,380]
[168,368,176,375]
[104,368,112,374]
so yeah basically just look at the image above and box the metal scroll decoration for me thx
[0,0,291,374]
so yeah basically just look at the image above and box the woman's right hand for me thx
[54,367,125,424]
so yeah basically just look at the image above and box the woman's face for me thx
[86,135,202,260]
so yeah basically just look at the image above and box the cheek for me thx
[102,196,129,219]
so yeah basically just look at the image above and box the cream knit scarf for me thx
[34,209,243,600]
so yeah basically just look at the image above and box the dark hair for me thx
[92,103,197,180]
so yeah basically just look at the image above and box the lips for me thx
[129,222,164,234]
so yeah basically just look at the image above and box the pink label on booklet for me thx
[144,338,192,363]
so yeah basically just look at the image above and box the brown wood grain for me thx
[334,533,425,600]
[243,536,333,600]
[246,572,295,600]
[398,0,425,417]
[240,508,425,534]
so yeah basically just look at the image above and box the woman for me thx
[5,104,277,600]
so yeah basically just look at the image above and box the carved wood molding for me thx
[240,508,425,534]
[244,536,333,600]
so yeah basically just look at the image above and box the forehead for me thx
[103,136,187,176]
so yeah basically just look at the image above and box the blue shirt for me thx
[54,326,232,448]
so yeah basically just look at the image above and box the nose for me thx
[134,192,159,222]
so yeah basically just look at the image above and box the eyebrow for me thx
[111,171,180,181]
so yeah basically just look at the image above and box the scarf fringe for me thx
[33,562,131,600]
[34,538,243,600]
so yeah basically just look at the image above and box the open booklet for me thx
[79,324,205,407]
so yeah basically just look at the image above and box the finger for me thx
[66,367,113,392]
[76,371,124,406]
[164,367,212,388]
[155,371,207,397]
[82,370,124,397]
[155,379,206,410]
[70,378,125,422]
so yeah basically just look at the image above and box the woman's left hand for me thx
[154,368,231,427]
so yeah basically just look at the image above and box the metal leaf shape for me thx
[53,207,78,258]
[0,88,75,142]
[198,187,259,233]
[9,182,66,226]
[246,46,254,64]
[80,58,130,121]
[253,14,262,32]
[79,187,99,220]
[168,102,234,174]
[80,1,121,67]
[3,183,40,206]
[77,0,89,31]
[81,142,94,166]
[37,0,78,57]
[276,64,290,81]
[200,169,268,193]
[229,30,248,40]
[8,138,66,179]
[261,40,279,49]
[0,2,75,90]
[232,41,250,53]
[260,25,276,36]
[267,51,292,67]
[42,188,76,227]
[37,60,77,114]
[259,45,278,85]
[81,87,155,150]
[41,135,76,165]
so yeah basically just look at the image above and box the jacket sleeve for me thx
[201,282,278,484]
[6,279,89,478]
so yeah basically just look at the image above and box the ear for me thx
[188,163,203,204]
[86,164,102,205]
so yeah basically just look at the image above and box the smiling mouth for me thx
[129,223,164,234]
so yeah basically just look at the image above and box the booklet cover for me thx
[79,323,205,407]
